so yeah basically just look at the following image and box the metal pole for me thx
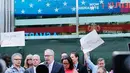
[76,0,79,36]
[11,0,14,32]
[5,0,8,32]
[8,0,11,32]
[0,0,5,33]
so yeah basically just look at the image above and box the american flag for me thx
[15,0,123,15]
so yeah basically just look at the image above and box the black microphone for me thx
[44,61,49,67]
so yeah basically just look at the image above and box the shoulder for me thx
[78,63,83,67]
[106,71,109,73]
[5,68,12,73]
[21,67,25,71]
[40,62,44,64]
[53,62,64,70]
[26,67,33,71]
[54,62,63,67]
[25,67,33,73]
[73,69,78,73]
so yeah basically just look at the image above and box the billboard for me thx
[15,24,130,37]
[14,0,130,15]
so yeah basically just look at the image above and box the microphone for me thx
[44,61,49,67]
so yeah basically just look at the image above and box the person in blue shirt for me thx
[84,53,108,73]
[5,53,25,73]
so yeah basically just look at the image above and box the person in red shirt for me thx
[61,56,78,73]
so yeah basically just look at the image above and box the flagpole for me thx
[76,0,79,36]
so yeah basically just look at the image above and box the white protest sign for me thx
[80,30,104,53]
[0,31,25,47]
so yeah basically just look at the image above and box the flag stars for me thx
[63,2,67,6]
[54,8,59,12]
[29,3,34,8]
[99,0,104,4]
[46,3,50,7]
[81,1,86,5]
[72,7,76,11]
[21,0,25,2]
[21,9,25,14]
[38,9,42,13]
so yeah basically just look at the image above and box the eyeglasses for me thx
[14,59,22,60]
[44,55,52,57]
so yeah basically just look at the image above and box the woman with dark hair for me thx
[61,56,78,73]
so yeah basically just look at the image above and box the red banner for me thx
[15,24,130,33]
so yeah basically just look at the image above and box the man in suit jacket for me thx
[70,52,88,73]
[24,54,41,73]
[44,49,65,73]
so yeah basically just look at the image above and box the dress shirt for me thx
[48,60,54,73]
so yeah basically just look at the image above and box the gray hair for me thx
[44,49,54,56]
[11,53,22,62]
[32,54,40,60]
[97,58,105,63]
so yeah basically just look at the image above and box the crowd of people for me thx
[0,49,112,73]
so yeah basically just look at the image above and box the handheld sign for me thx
[80,30,104,53]
[0,31,25,47]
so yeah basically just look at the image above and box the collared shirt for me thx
[86,57,108,73]
[5,65,25,73]
[86,57,99,73]
[74,62,78,69]
[48,60,54,73]
[33,66,36,73]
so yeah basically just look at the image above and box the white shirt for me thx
[33,66,36,73]
[48,60,54,73]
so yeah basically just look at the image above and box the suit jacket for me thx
[24,67,35,73]
[51,62,65,73]
[77,63,88,73]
